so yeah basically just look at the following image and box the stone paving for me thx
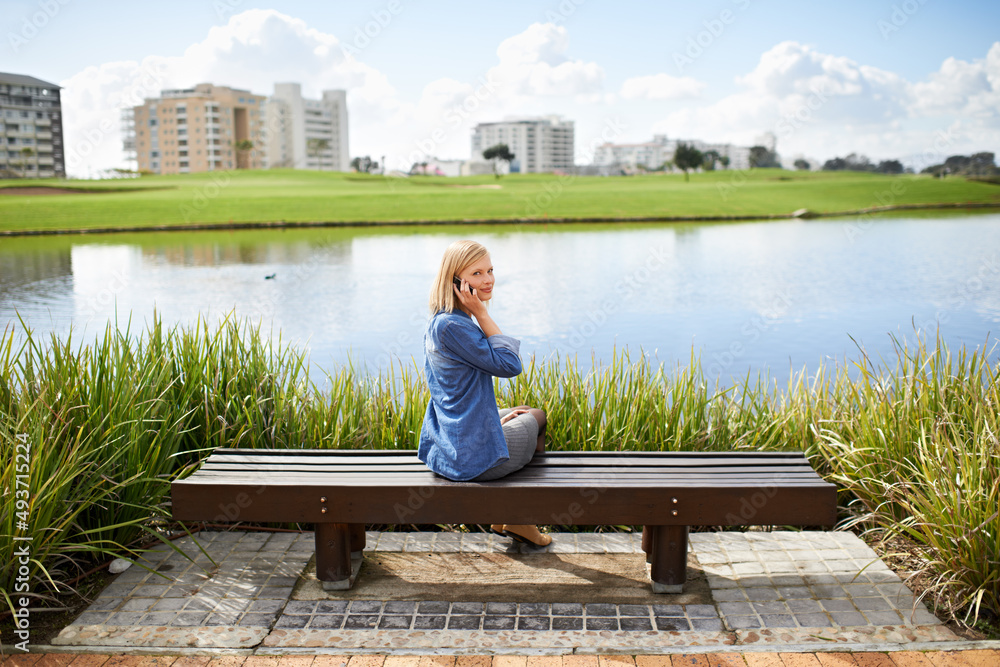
[50,529,963,652]
[10,651,1000,666]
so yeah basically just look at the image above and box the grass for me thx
[1,169,999,232]
[1,314,998,627]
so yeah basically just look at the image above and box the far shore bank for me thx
[3,200,999,237]
[3,169,999,235]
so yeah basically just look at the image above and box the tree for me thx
[822,153,876,172]
[351,155,378,173]
[17,147,35,178]
[749,145,780,169]
[482,143,515,179]
[702,150,721,171]
[673,142,703,182]
[793,158,811,171]
[307,138,331,167]
[233,139,254,169]
[875,159,903,174]
[923,152,998,178]
[822,157,848,171]
[969,152,997,176]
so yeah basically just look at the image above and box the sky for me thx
[4,0,999,178]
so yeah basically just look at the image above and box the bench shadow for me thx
[294,550,711,605]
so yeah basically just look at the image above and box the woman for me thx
[418,240,551,547]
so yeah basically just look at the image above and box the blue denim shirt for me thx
[418,309,523,481]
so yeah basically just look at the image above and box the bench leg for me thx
[349,523,366,558]
[316,523,362,591]
[642,525,653,563]
[646,525,688,594]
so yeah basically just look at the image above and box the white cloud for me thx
[489,23,604,98]
[620,73,705,100]
[653,40,1000,165]
[910,42,1000,122]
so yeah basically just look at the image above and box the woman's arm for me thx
[438,319,522,378]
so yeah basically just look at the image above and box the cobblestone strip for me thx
[690,532,941,632]
[276,601,723,632]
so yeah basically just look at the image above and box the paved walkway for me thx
[5,650,1000,665]
[21,530,997,658]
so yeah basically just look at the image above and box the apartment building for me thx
[265,83,349,171]
[126,83,266,174]
[0,72,65,178]
[594,134,752,172]
[471,116,575,173]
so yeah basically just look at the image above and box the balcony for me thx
[36,131,52,140]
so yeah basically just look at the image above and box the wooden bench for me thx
[171,449,837,593]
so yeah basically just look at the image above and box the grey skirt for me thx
[471,408,539,481]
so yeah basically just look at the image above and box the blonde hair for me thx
[429,240,490,314]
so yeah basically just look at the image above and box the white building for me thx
[410,157,465,177]
[265,83,349,171]
[471,116,574,173]
[594,134,753,172]
[593,135,674,172]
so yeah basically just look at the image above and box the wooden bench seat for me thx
[171,449,837,592]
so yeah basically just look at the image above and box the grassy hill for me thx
[1,168,998,233]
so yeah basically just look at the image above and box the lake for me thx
[2,212,999,383]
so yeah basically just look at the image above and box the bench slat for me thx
[201,459,812,475]
[175,472,830,486]
[206,450,813,465]
[198,461,816,479]
[211,448,809,456]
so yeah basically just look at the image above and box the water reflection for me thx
[2,215,999,383]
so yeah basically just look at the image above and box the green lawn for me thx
[1,168,999,232]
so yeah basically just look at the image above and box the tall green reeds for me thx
[1,316,997,622]
[815,335,1000,621]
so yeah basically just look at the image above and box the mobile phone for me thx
[453,276,473,294]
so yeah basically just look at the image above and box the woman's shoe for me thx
[502,524,552,547]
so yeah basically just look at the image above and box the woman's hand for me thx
[500,408,530,425]
[454,279,502,337]
[453,279,485,316]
